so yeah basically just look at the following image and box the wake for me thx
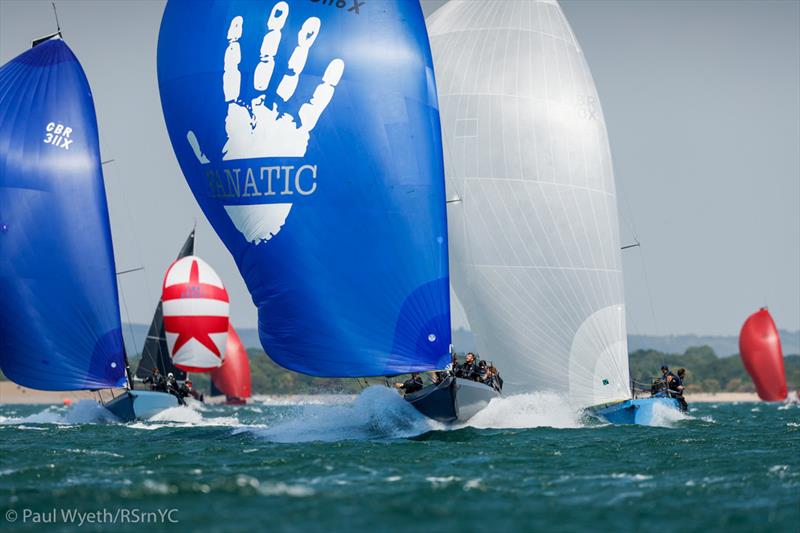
[243,388,590,443]
[0,400,118,425]
[241,386,441,443]
[644,401,694,428]
[460,392,586,430]
[0,399,236,428]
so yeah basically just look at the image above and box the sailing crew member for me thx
[477,360,488,381]
[457,353,479,381]
[659,366,677,392]
[143,368,167,392]
[449,352,461,376]
[675,368,688,412]
[664,366,681,396]
[395,373,423,394]
[166,372,185,405]
[183,379,204,402]
[483,365,503,393]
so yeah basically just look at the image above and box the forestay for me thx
[158,0,450,377]
[0,39,127,390]
[428,0,630,407]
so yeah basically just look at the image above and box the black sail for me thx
[135,229,195,380]
[209,379,223,398]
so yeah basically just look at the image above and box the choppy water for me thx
[1,387,798,532]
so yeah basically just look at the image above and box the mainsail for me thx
[211,324,252,401]
[739,308,787,401]
[157,0,450,377]
[135,229,195,381]
[428,0,630,407]
[0,38,127,390]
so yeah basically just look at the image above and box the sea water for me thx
[0,387,797,532]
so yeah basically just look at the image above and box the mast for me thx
[135,228,195,382]
[31,3,63,47]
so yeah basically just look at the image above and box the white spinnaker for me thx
[428,0,631,408]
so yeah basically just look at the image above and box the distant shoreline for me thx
[684,392,760,403]
[0,382,126,405]
[0,382,768,406]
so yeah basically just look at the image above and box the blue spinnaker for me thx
[158,1,450,377]
[0,39,127,390]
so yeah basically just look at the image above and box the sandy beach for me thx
[0,381,765,405]
[0,382,126,405]
[686,392,761,403]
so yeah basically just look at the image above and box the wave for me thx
[0,400,118,425]
[461,392,586,429]
[0,399,238,429]
[126,402,245,430]
[644,400,693,427]
[244,388,590,442]
[242,386,440,443]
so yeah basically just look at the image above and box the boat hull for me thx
[592,397,682,425]
[405,377,499,423]
[104,390,181,422]
[225,397,247,406]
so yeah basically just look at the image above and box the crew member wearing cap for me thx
[166,372,185,405]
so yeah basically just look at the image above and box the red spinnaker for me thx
[739,308,787,401]
[211,325,251,402]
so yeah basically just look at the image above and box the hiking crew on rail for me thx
[395,352,503,394]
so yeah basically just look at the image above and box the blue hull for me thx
[592,398,682,425]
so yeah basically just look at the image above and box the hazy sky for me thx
[1,0,798,336]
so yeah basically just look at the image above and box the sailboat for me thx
[210,325,252,405]
[739,308,787,401]
[0,35,179,421]
[156,0,498,423]
[427,0,680,424]
[134,229,195,385]
[134,229,231,403]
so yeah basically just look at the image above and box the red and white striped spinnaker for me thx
[162,256,229,372]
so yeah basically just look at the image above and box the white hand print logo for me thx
[222,3,344,159]
[188,2,345,245]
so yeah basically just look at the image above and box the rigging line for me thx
[51,2,61,34]
[617,175,639,243]
[106,163,159,338]
[637,243,661,335]
[616,177,660,335]
[118,278,140,365]
[116,266,145,276]
[101,159,115,166]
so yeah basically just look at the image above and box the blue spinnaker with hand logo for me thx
[0,39,127,390]
[157,0,450,377]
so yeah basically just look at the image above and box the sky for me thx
[1,0,798,336]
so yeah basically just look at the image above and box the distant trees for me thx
[629,345,799,393]
[1,346,798,396]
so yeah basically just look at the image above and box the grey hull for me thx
[405,377,499,423]
[104,390,181,422]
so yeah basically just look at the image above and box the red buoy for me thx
[739,308,787,401]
